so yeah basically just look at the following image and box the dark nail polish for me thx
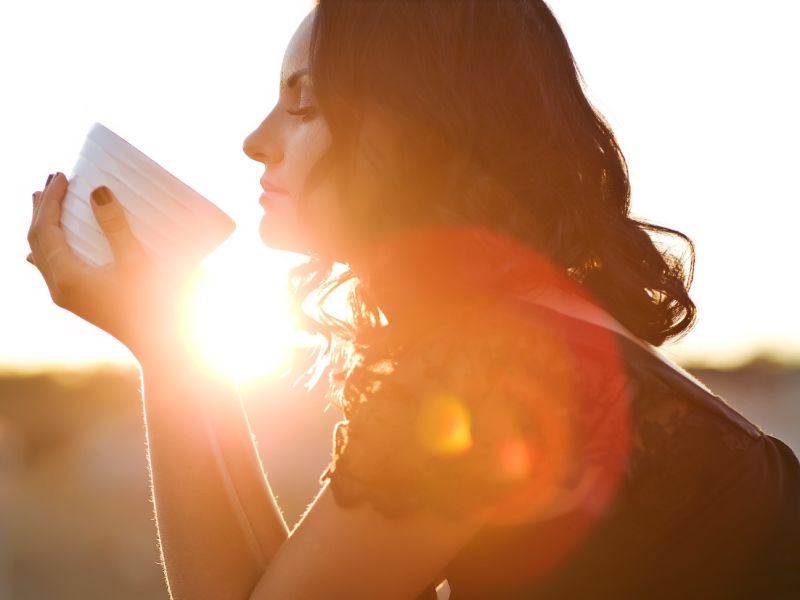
[45,173,54,187]
[91,186,112,206]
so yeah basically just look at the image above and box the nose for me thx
[242,119,283,165]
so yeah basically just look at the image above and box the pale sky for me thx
[2,0,798,377]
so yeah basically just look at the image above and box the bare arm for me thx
[136,342,291,599]
[26,174,291,597]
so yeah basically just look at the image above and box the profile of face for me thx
[242,8,343,260]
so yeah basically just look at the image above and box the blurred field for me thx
[0,359,797,599]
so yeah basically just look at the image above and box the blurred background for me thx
[1,0,798,597]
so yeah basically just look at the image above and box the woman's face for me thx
[242,8,343,259]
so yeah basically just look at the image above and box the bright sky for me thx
[2,0,798,379]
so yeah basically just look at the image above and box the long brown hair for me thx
[285,0,696,401]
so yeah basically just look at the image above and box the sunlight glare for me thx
[187,245,307,386]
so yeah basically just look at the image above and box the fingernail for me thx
[45,173,54,187]
[91,186,112,206]
[26,255,34,265]
[32,192,36,203]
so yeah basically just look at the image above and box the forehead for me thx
[281,9,315,88]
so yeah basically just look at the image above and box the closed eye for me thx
[286,105,317,122]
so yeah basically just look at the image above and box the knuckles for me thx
[98,213,129,235]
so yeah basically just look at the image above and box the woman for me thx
[26,1,799,599]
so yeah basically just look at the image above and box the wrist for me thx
[126,265,207,364]
[129,329,196,372]
[132,331,237,389]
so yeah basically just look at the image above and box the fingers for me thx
[89,186,147,266]
[27,185,45,269]
[30,173,50,217]
[31,192,41,223]
[30,172,70,261]
[27,172,85,290]
[32,172,64,231]
[29,172,66,260]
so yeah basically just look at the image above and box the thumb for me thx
[90,186,145,265]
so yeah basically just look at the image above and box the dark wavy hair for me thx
[285,0,696,399]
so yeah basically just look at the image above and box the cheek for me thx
[288,119,332,194]
[304,177,348,255]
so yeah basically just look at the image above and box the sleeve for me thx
[318,309,632,524]
[615,359,799,594]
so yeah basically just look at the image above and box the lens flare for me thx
[416,392,473,456]
[360,224,633,595]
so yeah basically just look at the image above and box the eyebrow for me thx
[280,67,310,90]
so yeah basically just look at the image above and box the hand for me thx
[26,172,202,360]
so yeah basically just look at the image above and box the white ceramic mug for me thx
[60,122,236,269]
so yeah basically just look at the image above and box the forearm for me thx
[137,347,290,599]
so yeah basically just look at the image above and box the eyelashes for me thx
[286,106,317,122]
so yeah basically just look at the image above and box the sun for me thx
[183,240,328,387]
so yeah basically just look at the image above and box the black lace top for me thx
[318,298,800,599]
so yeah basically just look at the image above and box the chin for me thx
[259,214,318,256]
[259,213,349,264]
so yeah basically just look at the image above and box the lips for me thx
[260,176,290,195]
[260,190,289,209]
[259,177,290,208]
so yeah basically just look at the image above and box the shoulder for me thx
[322,299,634,525]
